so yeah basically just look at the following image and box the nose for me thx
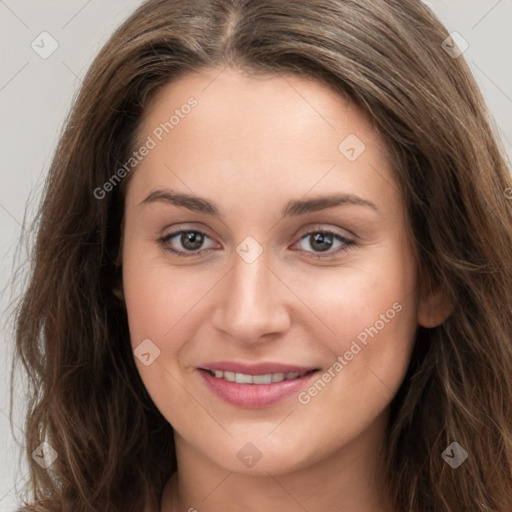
[211,249,291,345]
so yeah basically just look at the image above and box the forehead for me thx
[138,67,383,154]
[128,67,397,216]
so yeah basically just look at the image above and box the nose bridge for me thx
[212,248,289,343]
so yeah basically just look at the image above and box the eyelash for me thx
[158,228,355,259]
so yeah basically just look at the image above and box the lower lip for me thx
[199,369,318,408]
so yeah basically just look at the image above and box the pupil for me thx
[311,233,332,252]
[179,232,334,252]
[182,232,203,250]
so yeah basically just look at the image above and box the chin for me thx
[204,434,321,477]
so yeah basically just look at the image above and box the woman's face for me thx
[121,67,437,476]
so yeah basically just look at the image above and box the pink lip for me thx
[198,361,319,408]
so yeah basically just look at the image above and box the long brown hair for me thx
[12,0,512,510]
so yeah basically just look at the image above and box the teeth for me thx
[223,371,235,382]
[235,373,253,384]
[208,369,309,384]
[253,374,272,384]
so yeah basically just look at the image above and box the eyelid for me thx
[159,228,220,258]
[295,221,355,238]
[290,228,355,259]
[159,224,356,258]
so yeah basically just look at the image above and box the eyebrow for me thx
[141,189,379,217]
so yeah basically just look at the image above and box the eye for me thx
[159,227,355,259]
[159,229,218,257]
[292,229,355,258]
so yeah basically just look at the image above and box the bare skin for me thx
[121,67,451,512]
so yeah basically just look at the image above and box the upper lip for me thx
[199,361,318,375]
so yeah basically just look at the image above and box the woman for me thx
[12,0,512,511]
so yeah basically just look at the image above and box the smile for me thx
[198,365,319,408]
[207,369,312,384]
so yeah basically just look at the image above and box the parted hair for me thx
[12,0,512,511]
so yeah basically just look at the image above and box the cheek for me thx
[289,265,418,458]
[122,243,214,347]
[288,240,419,398]
[122,252,207,421]
[282,250,417,352]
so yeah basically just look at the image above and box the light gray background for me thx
[1,0,511,508]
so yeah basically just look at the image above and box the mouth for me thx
[197,362,320,408]
[203,368,317,384]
